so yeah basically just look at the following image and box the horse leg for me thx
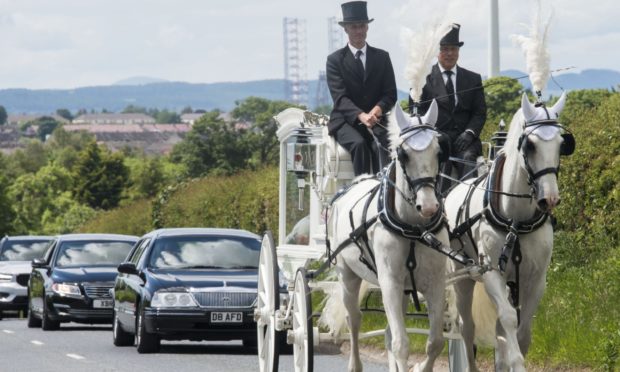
[517,272,546,356]
[482,272,525,372]
[453,279,479,372]
[375,245,409,371]
[414,281,446,372]
[495,319,509,371]
[384,295,408,371]
[338,265,364,372]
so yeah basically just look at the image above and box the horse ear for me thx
[393,104,411,131]
[521,93,537,122]
[549,92,567,119]
[421,99,438,127]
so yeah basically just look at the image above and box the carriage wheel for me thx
[291,268,313,372]
[448,338,468,372]
[256,231,280,372]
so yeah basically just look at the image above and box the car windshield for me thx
[148,235,260,269]
[54,240,135,268]
[0,240,51,261]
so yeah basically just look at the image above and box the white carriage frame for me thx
[256,108,470,372]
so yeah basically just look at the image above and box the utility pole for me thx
[283,18,308,107]
[489,0,500,77]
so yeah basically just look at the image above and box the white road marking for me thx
[31,340,44,345]
[3,330,15,334]
[66,353,85,360]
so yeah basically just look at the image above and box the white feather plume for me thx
[403,20,451,104]
[511,0,553,93]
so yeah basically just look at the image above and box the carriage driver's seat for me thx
[321,126,356,198]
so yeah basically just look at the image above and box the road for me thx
[0,317,390,372]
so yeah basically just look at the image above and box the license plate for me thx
[93,299,113,308]
[210,312,243,323]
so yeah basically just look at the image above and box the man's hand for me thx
[358,112,378,128]
[369,105,383,120]
[454,131,475,152]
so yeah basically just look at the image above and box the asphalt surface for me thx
[0,316,390,372]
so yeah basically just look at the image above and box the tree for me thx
[0,174,15,235]
[128,156,165,198]
[155,110,180,123]
[481,76,524,140]
[56,108,73,121]
[8,164,74,234]
[31,116,61,141]
[171,111,249,177]
[122,105,147,114]
[0,105,7,125]
[73,142,129,210]
[231,97,302,168]
[181,106,193,114]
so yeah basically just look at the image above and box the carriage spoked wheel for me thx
[256,231,280,372]
[291,268,313,372]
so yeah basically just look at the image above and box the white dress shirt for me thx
[348,43,367,69]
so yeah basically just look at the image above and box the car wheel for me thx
[135,306,159,353]
[41,297,60,331]
[26,294,42,328]
[113,309,134,347]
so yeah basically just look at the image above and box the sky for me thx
[0,0,618,91]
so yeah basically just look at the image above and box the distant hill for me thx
[113,76,169,86]
[1,69,618,114]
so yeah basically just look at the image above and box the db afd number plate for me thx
[93,299,113,308]
[210,312,243,323]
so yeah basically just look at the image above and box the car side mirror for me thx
[117,262,139,275]
[31,258,48,269]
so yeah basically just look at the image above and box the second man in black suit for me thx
[410,24,487,181]
[326,1,397,176]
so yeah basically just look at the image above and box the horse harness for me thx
[450,117,574,322]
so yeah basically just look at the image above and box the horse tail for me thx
[317,275,370,337]
[472,282,498,346]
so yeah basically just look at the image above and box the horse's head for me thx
[509,92,575,211]
[389,100,449,218]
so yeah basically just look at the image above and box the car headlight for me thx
[151,291,198,308]
[0,273,12,282]
[51,283,82,297]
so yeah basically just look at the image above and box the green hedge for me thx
[76,198,153,236]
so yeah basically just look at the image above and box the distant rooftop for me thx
[72,113,156,125]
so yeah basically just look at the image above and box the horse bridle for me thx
[517,119,575,194]
[395,125,448,202]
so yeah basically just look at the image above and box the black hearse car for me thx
[27,234,138,330]
[112,228,265,353]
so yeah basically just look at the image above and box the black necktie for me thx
[444,70,455,109]
[355,50,365,79]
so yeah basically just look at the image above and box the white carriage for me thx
[254,107,485,372]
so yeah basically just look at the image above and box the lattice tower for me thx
[283,17,308,106]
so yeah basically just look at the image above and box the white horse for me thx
[327,101,452,372]
[445,92,575,371]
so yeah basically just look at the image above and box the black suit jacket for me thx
[411,64,486,143]
[326,45,397,135]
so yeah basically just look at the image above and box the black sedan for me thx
[27,233,138,330]
[112,228,266,353]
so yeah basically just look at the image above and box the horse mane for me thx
[386,108,403,158]
[511,0,552,93]
[498,108,525,157]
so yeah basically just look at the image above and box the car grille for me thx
[67,308,113,318]
[16,274,30,287]
[192,292,256,308]
[83,284,113,298]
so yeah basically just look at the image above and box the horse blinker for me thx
[560,133,575,156]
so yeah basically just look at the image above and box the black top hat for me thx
[440,24,464,47]
[338,1,374,26]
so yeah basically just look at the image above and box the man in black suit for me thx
[326,1,397,176]
[410,24,487,181]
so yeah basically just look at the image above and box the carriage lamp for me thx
[286,129,317,211]
[490,119,508,160]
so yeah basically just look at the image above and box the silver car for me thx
[0,236,53,319]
